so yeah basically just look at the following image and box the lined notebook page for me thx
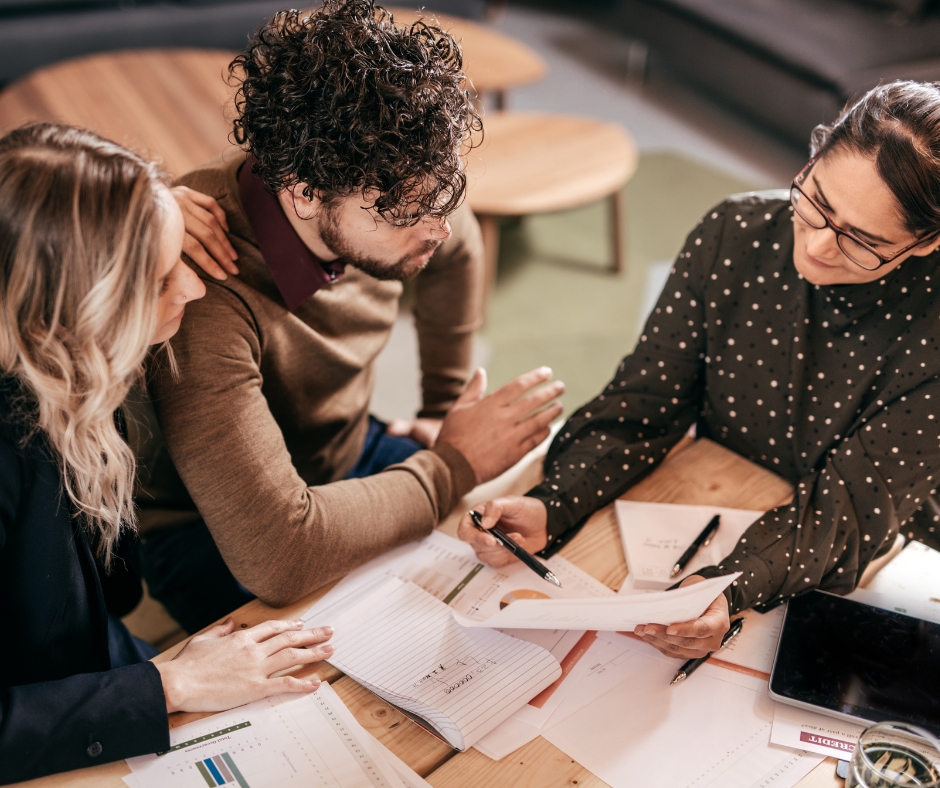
[309,576,561,750]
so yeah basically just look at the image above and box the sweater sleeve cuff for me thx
[430,441,477,508]
[416,406,452,420]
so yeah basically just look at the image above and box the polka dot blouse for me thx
[528,192,940,615]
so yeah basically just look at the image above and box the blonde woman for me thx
[0,124,334,784]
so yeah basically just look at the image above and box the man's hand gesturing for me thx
[437,367,564,485]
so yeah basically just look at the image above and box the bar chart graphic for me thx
[195,753,249,787]
[126,686,403,788]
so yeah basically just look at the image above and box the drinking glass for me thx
[847,722,940,788]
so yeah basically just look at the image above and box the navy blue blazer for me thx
[0,378,169,784]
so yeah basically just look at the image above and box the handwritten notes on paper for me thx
[306,575,561,751]
[615,500,764,589]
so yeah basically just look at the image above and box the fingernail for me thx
[540,366,552,376]
[321,625,334,636]
[294,619,304,627]
[321,644,334,654]
[666,628,677,636]
[307,678,321,689]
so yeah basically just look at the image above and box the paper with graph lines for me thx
[124,681,410,788]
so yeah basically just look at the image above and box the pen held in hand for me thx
[669,514,721,579]
[670,616,745,685]
[468,509,562,588]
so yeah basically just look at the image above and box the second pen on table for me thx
[670,514,721,579]
[670,616,745,685]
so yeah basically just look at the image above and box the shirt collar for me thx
[237,157,345,312]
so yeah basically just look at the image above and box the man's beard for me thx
[318,207,440,281]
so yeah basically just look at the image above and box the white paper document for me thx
[303,530,615,757]
[543,638,823,788]
[717,605,786,675]
[306,575,561,751]
[770,702,864,760]
[472,629,614,760]
[125,682,410,788]
[846,540,940,623]
[616,500,764,589]
[454,572,739,631]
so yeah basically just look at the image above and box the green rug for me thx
[481,151,769,414]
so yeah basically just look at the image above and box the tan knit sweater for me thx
[134,149,483,607]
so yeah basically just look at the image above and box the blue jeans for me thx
[108,614,158,667]
[138,417,422,633]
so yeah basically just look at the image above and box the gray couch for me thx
[0,0,485,87]
[523,0,940,147]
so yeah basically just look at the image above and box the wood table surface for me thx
[464,110,639,288]
[0,6,546,176]
[0,49,239,178]
[387,7,547,108]
[11,437,842,788]
[465,112,639,217]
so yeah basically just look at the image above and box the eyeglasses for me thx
[790,158,940,271]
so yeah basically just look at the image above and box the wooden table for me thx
[464,112,639,291]
[11,437,841,788]
[0,8,546,176]
[0,49,239,178]
[387,7,547,109]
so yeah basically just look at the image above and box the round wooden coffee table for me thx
[464,111,640,292]
[387,7,546,109]
[0,48,239,177]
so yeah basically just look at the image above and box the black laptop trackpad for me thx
[770,591,940,734]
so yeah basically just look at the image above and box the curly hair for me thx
[230,0,481,223]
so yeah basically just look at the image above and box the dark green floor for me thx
[482,151,768,413]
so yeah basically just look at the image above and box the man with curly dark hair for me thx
[131,0,563,632]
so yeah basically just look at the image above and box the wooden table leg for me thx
[476,213,501,310]
[610,188,626,274]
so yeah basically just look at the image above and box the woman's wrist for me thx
[155,661,186,714]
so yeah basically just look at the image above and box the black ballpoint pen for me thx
[670,617,745,685]
[669,514,721,579]
[468,509,562,588]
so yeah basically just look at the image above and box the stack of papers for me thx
[540,632,823,788]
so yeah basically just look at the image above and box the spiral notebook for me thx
[306,574,562,751]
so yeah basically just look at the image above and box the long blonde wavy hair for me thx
[0,124,168,564]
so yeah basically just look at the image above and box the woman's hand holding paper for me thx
[457,496,548,567]
[634,575,730,659]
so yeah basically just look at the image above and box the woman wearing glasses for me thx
[457,79,940,659]
[0,125,333,784]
